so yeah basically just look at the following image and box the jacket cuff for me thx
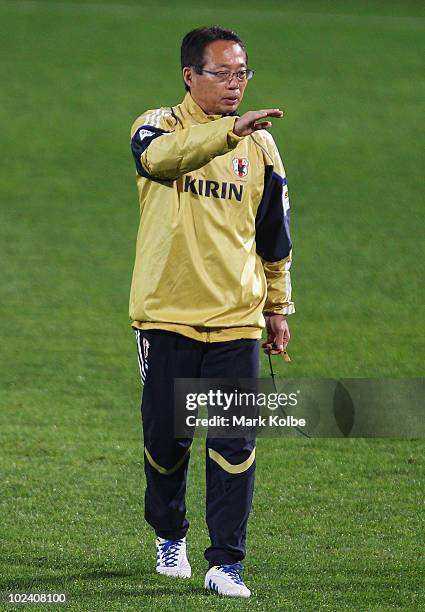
[225,117,245,148]
[263,304,295,317]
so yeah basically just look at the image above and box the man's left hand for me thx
[263,314,290,355]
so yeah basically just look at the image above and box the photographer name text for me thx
[185,415,306,428]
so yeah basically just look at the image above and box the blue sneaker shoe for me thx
[205,563,251,598]
[155,537,191,578]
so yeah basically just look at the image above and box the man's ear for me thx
[182,67,192,89]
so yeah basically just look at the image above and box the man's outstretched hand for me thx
[233,109,284,137]
[263,314,290,356]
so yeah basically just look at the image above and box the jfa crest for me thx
[142,337,150,361]
[232,158,249,178]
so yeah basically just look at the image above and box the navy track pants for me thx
[135,328,259,566]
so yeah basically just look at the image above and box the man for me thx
[129,26,294,599]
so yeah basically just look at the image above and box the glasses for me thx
[191,66,254,83]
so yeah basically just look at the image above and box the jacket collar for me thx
[179,92,238,124]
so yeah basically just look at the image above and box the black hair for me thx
[181,26,248,91]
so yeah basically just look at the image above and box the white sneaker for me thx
[155,537,191,578]
[205,563,251,598]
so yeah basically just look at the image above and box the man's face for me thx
[183,40,248,115]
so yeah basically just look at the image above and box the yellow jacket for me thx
[129,93,294,342]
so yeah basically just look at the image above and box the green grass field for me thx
[1,0,424,609]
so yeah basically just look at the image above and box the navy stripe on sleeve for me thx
[255,166,292,262]
[130,124,171,178]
